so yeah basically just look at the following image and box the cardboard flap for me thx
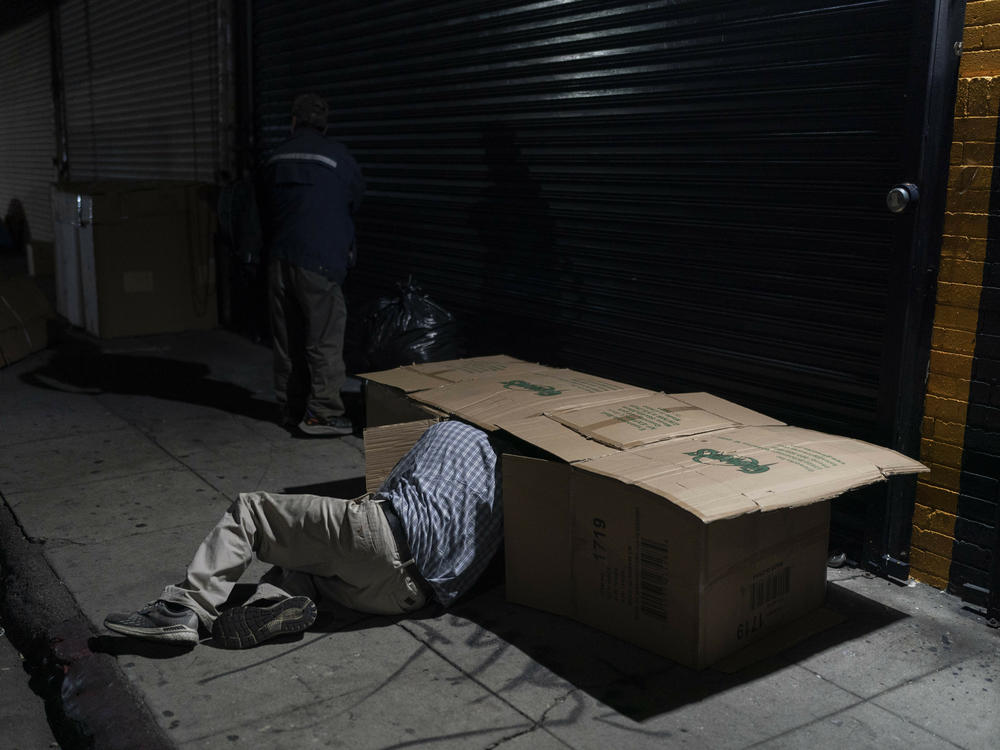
[578,425,928,522]
[409,355,534,382]
[361,355,535,394]
[496,415,620,462]
[358,366,450,394]
[548,393,739,449]
[363,419,439,493]
[413,366,654,430]
[672,392,785,427]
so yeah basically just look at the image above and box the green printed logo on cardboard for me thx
[684,447,772,474]
[501,379,562,397]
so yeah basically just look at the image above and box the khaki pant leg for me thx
[160,492,424,628]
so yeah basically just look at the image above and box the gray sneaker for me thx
[104,601,200,645]
[298,410,353,436]
[212,596,318,649]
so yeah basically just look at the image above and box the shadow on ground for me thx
[89,568,908,724]
[20,332,369,435]
[21,335,277,422]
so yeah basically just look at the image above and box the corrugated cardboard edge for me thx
[363,418,440,492]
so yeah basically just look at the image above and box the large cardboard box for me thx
[361,356,927,669]
[0,275,52,367]
[52,181,217,338]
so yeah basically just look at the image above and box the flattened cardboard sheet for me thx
[413,366,654,430]
[671,392,785,428]
[409,354,534,382]
[361,355,534,393]
[496,415,620,463]
[579,425,928,522]
[548,393,739,449]
[358,367,451,394]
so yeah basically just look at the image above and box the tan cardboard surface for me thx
[368,354,929,669]
[502,456,574,619]
[567,470,704,664]
[711,605,847,673]
[358,366,452,394]
[671,392,785,428]
[363,419,439,493]
[360,355,534,393]
[412,366,654,430]
[409,355,534,382]
[579,425,927,522]
[547,393,740,449]
[699,504,830,666]
[494,415,620,462]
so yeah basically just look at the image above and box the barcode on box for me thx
[750,565,791,610]
[639,538,668,621]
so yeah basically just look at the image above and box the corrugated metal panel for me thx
[58,0,219,182]
[252,0,925,440]
[0,15,54,243]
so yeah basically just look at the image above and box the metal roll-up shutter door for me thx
[58,0,219,182]
[0,15,54,244]
[252,0,935,443]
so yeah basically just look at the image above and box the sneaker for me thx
[298,410,353,436]
[212,596,318,649]
[104,601,200,645]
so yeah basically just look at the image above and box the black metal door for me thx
[247,0,964,573]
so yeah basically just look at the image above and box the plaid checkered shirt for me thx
[375,420,502,606]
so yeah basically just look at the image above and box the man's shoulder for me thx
[271,130,357,170]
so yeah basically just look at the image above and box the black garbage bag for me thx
[347,279,463,372]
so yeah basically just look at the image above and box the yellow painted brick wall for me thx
[911,0,997,588]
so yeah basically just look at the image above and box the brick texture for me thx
[911,11,999,586]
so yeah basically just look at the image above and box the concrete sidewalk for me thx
[1,328,997,750]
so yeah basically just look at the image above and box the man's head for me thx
[291,93,329,133]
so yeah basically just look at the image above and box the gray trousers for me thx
[160,492,428,629]
[269,258,347,420]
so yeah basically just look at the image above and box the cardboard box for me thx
[0,275,52,367]
[52,181,217,338]
[361,356,927,668]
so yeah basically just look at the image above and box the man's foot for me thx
[104,601,200,645]
[298,409,353,436]
[278,403,302,429]
[212,596,318,649]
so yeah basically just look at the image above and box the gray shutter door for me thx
[58,0,219,182]
[0,15,54,244]
[251,0,938,443]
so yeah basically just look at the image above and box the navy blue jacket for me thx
[259,127,365,284]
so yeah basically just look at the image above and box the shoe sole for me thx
[212,596,318,649]
[298,422,353,436]
[103,619,199,645]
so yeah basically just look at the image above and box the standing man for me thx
[260,93,365,435]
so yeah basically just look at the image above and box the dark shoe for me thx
[278,403,301,429]
[212,596,318,649]
[104,601,200,645]
[298,410,353,436]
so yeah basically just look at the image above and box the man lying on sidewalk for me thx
[104,420,502,648]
